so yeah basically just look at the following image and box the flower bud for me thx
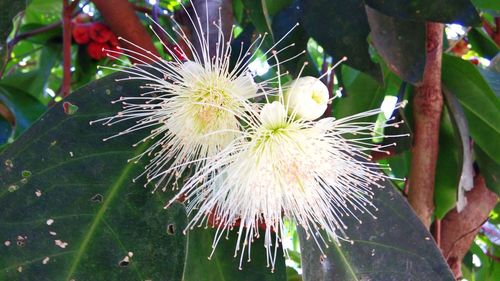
[284,76,329,120]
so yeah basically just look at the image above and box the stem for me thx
[441,175,498,278]
[407,22,444,229]
[92,0,159,63]
[61,0,74,97]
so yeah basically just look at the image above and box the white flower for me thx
[91,3,299,191]
[168,97,406,270]
[284,76,329,120]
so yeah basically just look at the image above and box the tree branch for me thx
[61,0,74,97]
[92,0,159,63]
[441,175,498,279]
[407,22,444,228]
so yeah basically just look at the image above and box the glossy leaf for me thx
[333,65,384,120]
[272,0,318,76]
[184,227,287,281]
[0,0,26,60]
[467,28,499,60]
[242,0,274,36]
[365,5,426,84]
[0,73,188,280]
[471,0,500,10]
[441,54,500,164]
[364,0,480,26]
[299,181,455,281]
[300,0,381,79]
[475,145,500,196]
[0,84,45,135]
[433,107,460,218]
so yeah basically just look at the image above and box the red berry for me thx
[104,44,122,60]
[108,33,119,47]
[87,41,109,60]
[72,24,90,45]
[89,22,112,43]
[470,58,479,65]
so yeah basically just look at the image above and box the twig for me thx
[441,175,498,278]
[92,0,159,63]
[407,22,444,228]
[61,0,75,97]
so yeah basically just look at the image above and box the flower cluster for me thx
[72,16,121,60]
[93,2,406,272]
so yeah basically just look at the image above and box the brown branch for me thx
[441,175,498,279]
[61,0,74,97]
[431,219,442,248]
[407,22,444,228]
[92,0,159,63]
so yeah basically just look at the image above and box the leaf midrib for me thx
[64,142,149,280]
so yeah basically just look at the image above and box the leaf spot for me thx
[55,239,68,248]
[90,194,104,203]
[167,224,175,235]
[8,185,19,192]
[16,235,27,247]
[118,256,130,267]
[63,102,79,115]
[21,170,31,178]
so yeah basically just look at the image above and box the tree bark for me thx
[92,0,159,63]
[441,175,498,279]
[407,22,444,228]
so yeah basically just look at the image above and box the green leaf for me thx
[301,0,381,79]
[433,107,461,219]
[0,73,188,280]
[23,0,61,25]
[365,0,480,26]
[0,84,45,135]
[0,0,26,61]
[298,182,455,281]
[1,44,61,104]
[467,28,500,60]
[479,68,500,97]
[365,5,426,84]
[0,115,12,145]
[242,0,274,36]
[471,0,500,10]
[475,145,500,195]
[184,227,287,281]
[441,54,500,164]
[272,0,318,76]
[334,65,404,121]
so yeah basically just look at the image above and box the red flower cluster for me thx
[72,18,121,61]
